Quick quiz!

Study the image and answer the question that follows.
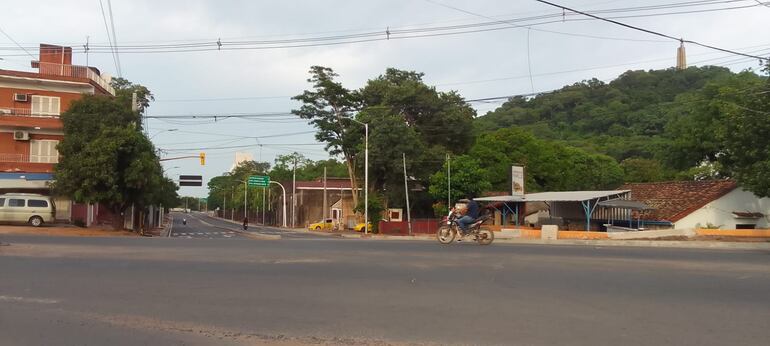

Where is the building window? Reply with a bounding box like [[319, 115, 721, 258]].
[[736, 224, 756, 229], [30, 140, 59, 163], [31, 95, 61, 116]]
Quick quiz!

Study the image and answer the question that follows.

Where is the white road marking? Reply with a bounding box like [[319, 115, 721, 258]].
[[0, 295, 59, 304]]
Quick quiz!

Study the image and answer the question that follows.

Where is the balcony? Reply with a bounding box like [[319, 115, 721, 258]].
[[0, 153, 58, 164], [32, 61, 115, 95], [0, 107, 59, 118]]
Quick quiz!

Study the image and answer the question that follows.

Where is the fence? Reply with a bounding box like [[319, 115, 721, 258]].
[[36, 61, 115, 94], [378, 219, 440, 235]]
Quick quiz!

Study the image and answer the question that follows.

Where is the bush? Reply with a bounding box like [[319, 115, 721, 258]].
[[73, 219, 86, 228]]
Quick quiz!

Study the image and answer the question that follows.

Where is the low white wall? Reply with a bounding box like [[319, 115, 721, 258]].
[[675, 189, 770, 229]]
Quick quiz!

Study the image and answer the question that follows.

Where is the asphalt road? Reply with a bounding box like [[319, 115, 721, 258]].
[[1, 233, 769, 345], [171, 212, 334, 239]]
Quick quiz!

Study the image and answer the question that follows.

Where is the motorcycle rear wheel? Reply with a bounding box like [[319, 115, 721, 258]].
[[436, 225, 456, 244], [476, 227, 494, 245]]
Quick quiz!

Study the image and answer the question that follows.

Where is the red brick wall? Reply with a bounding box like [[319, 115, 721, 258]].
[[378, 219, 440, 235], [0, 87, 80, 115]]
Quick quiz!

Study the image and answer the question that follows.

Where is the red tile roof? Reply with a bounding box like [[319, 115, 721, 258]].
[[620, 180, 737, 222]]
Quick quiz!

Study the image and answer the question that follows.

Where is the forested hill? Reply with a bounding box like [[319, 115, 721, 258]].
[[473, 66, 767, 182]]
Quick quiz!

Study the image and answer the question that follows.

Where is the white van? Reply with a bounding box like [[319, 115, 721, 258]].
[[0, 193, 55, 227]]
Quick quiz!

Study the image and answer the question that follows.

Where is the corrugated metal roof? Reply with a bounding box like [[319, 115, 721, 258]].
[[597, 199, 652, 210], [525, 190, 629, 202], [476, 190, 629, 203], [474, 195, 525, 202]]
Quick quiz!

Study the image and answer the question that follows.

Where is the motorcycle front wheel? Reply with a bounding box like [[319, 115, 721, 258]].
[[436, 225, 456, 244], [476, 227, 494, 245]]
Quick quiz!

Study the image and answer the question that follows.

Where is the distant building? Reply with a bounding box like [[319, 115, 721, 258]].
[[0, 44, 115, 223], [623, 180, 770, 230], [230, 152, 253, 172], [285, 177, 357, 229]]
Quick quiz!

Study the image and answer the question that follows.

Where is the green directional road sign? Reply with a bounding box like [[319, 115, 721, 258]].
[[248, 175, 270, 187]]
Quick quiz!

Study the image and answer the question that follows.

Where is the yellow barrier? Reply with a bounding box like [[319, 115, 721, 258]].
[[696, 229, 770, 238], [558, 231, 609, 240]]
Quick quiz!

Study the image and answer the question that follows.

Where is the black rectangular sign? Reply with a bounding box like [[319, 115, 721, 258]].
[[179, 175, 202, 181], [178, 175, 203, 187]]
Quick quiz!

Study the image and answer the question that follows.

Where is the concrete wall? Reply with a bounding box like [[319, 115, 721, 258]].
[[675, 189, 770, 229]]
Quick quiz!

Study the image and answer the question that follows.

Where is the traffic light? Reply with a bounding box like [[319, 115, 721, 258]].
[[199, 152, 206, 166]]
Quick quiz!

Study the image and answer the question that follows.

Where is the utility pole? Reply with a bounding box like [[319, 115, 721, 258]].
[[292, 156, 297, 228], [223, 190, 226, 219], [243, 180, 247, 221], [447, 153, 451, 210], [323, 166, 327, 220], [262, 187, 266, 225], [403, 153, 412, 236], [365, 123, 368, 234]]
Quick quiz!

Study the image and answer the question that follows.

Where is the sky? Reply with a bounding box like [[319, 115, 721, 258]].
[[1, 0, 768, 197]]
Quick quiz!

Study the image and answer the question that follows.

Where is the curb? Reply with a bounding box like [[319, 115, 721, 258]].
[[339, 233, 770, 250]]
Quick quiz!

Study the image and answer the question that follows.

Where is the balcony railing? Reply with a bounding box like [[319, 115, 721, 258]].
[[0, 153, 29, 162], [0, 153, 58, 163], [35, 61, 115, 95], [0, 107, 59, 118]]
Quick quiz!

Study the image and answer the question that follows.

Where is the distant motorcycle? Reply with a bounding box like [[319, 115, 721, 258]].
[[182, 218, 187, 225], [437, 207, 494, 245]]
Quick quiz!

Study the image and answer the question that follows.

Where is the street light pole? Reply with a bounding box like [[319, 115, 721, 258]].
[[364, 123, 368, 234], [349, 118, 369, 234], [150, 128, 178, 140], [244, 180, 247, 221], [269, 181, 288, 227]]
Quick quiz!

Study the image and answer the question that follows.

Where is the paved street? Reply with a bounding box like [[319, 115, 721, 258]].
[[1, 234, 769, 346], [170, 212, 335, 239]]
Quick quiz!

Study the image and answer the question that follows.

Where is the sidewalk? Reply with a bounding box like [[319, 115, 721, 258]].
[[339, 232, 770, 250], [0, 224, 138, 237]]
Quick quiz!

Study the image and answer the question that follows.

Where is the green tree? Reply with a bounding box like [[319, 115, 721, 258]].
[[620, 157, 666, 183], [428, 155, 492, 206], [54, 79, 176, 230], [111, 77, 154, 115], [470, 127, 623, 192], [54, 125, 165, 230], [719, 62, 770, 196], [293, 66, 362, 208]]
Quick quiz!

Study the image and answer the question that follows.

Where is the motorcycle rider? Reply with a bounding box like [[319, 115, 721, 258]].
[[456, 196, 480, 236]]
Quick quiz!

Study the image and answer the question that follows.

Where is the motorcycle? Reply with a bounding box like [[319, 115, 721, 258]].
[[437, 206, 494, 245], [182, 218, 187, 225]]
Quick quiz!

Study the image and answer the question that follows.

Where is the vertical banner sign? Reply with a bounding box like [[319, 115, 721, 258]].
[[511, 166, 525, 197]]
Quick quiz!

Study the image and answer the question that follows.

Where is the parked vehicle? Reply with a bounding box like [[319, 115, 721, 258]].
[[353, 222, 372, 232], [437, 203, 494, 245], [0, 193, 55, 227], [308, 218, 335, 231]]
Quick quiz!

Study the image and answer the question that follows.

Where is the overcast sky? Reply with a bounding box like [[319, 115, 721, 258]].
[[1, 0, 768, 197]]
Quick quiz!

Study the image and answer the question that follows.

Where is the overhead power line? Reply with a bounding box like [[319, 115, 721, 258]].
[[0, 25, 35, 59], [106, 0, 122, 77], [0, 1, 764, 55], [98, 0, 120, 75], [534, 0, 769, 61]]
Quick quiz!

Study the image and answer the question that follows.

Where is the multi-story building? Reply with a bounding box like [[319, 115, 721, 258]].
[[0, 44, 115, 221]]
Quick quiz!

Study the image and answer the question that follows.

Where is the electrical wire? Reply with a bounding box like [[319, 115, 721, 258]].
[[0, 1, 764, 55], [534, 0, 768, 61], [98, 0, 120, 76]]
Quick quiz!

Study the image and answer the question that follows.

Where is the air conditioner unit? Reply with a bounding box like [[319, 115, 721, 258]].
[[13, 131, 29, 141], [13, 93, 28, 102]]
